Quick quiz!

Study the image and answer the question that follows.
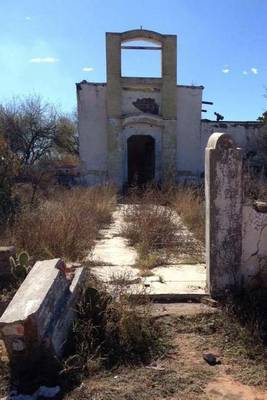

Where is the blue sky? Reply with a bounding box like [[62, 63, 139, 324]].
[[0, 0, 266, 120]]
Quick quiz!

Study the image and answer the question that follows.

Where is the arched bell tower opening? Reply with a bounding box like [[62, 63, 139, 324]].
[[127, 135, 155, 186], [105, 29, 177, 186]]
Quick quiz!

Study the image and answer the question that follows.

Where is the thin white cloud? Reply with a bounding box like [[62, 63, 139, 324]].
[[25, 16, 31, 20], [243, 70, 248, 75], [222, 68, 230, 74], [251, 67, 258, 75], [82, 66, 94, 72], [30, 57, 59, 63]]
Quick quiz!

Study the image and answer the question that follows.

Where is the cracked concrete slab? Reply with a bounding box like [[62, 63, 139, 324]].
[[89, 205, 207, 298], [91, 236, 138, 266]]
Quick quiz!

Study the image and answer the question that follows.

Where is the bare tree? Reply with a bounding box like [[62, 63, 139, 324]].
[[0, 96, 79, 205], [0, 95, 60, 166]]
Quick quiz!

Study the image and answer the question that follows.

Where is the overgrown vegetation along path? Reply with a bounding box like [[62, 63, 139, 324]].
[[88, 204, 207, 298], [65, 303, 267, 400]]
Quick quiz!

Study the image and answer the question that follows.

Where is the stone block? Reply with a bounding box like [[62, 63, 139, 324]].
[[0, 246, 16, 277], [0, 258, 86, 365]]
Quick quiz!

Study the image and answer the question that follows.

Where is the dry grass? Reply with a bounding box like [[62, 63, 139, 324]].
[[171, 186, 205, 243], [124, 185, 206, 245], [243, 174, 267, 202], [64, 365, 213, 400], [122, 203, 178, 250], [2, 186, 116, 262], [135, 251, 167, 273], [0, 277, 20, 317], [0, 274, 165, 395], [61, 274, 165, 387], [122, 186, 178, 251], [63, 293, 267, 399], [121, 201, 178, 275], [121, 185, 205, 274], [175, 308, 267, 387], [2, 290, 266, 399]]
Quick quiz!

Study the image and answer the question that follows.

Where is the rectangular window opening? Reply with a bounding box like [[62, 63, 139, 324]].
[[121, 45, 162, 78]]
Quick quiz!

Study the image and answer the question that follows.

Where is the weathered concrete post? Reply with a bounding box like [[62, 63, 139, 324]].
[[205, 132, 243, 298]]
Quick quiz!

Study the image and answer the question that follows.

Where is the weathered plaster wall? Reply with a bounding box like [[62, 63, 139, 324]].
[[77, 30, 264, 187], [77, 83, 108, 185], [241, 204, 267, 288], [77, 83, 205, 185], [200, 121, 262, 174], [121, 89, 161, 116], [77, 82, 263, 187], [205, 132, 267, 297], [176, 86, 203, 180]]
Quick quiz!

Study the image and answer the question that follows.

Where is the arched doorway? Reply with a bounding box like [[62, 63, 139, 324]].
[[127, 135, 155, 186]]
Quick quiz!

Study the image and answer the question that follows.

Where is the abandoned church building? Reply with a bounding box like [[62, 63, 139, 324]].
[[77, 29, 262, 187]]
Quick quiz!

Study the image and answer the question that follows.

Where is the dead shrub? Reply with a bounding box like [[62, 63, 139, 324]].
[[224, 288, 267, 345], [122, 203, 178, 250], [121, 185, 205, 268], [171, 186, 205, 242], [243, 171, 267, 202], [124, 183, 171, 206], [135, 251, 166, 272], [4, 186, 116, 262], [62, 275, 164, 383]]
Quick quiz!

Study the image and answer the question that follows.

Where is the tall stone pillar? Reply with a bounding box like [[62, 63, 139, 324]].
[[205, 132, 243, 298], [161, 35, 177, 184], [106, 33, 123, 185]]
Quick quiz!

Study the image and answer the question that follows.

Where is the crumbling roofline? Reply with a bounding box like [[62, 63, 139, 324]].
[[76, 81, 204, 90], [202, 119, 262, 125]]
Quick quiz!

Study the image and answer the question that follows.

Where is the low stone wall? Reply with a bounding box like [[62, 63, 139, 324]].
[[0, 258, 85, 364], [205, 132, 267, 298], [241, 202, 267, 288], [201, 120, 263, 173]]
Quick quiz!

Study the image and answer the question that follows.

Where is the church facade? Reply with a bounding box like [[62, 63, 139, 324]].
[[77, 29, 261, 187]]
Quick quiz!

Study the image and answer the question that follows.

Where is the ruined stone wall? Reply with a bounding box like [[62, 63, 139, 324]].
[[77, 30, 264, 187], [176, 86, 203, 180], [201, 120, 262, 175], [77, 82, 205, 186], [121, 88, 161, 116], [77, 82, 108, 185], [241, 203, 267, 287], [205, 132, 267, 298], [77, 81, 263, 187]]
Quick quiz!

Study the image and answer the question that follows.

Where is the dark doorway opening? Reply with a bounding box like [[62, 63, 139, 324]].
[[127, 135, 155, 186]]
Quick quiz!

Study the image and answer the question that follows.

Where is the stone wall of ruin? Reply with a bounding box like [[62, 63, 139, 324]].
[[205, 132, 267, 298]]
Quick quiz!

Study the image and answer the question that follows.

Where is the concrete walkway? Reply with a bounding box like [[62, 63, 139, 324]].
[[88, 205, 207, 299]]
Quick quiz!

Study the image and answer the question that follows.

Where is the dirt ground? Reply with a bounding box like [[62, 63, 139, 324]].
[[0, 302, 266, 399], [2, 291, 266, 400], [62, 303, 267, 400]]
